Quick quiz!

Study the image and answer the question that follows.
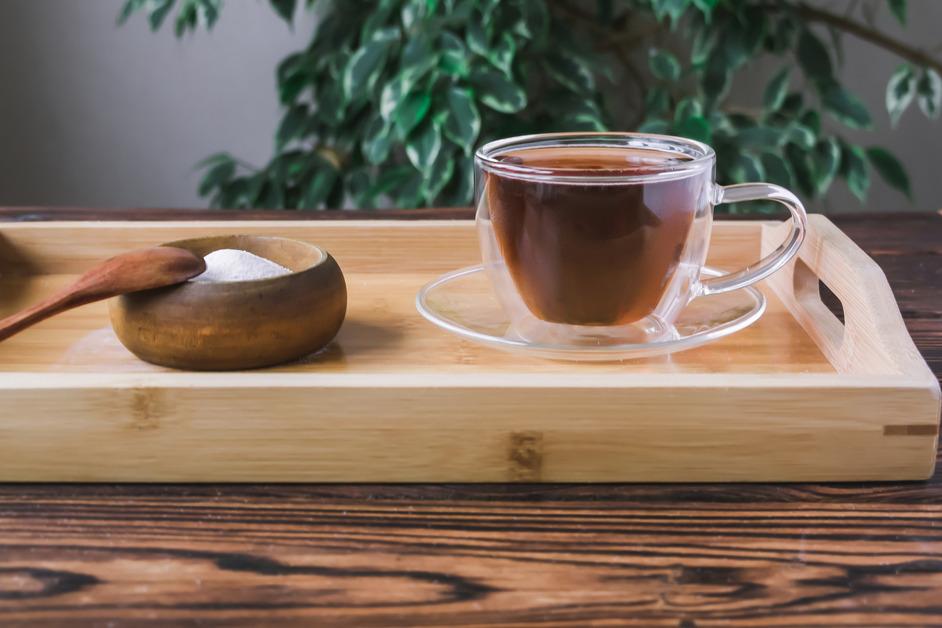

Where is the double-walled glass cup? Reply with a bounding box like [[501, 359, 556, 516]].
[[474, 132, 807, 345]]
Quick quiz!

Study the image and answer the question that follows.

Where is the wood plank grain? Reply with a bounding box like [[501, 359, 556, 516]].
[[0, 209, 939, 625]]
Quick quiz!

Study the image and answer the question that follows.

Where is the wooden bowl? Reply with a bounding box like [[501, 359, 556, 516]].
[[109, 235, 346, 370]]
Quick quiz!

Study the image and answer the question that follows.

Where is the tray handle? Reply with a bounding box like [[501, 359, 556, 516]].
[[763, 214, 935, 381]]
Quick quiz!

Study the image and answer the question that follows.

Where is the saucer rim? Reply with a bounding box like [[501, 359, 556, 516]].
[[415, 265, 767, 359]]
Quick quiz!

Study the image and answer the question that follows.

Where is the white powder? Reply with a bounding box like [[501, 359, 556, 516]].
[[191, 249, 292, 283]]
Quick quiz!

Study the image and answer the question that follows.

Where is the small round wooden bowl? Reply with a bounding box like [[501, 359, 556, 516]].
[[109, 235, 346, 371]]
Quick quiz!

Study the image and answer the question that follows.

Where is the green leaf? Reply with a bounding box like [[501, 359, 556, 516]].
[[736, 126, 785, 147], [545, 55, 596, 93], [691, 0, 718, 15], [478, 0, 500, 23], [368, 165, 414, 204], [195, 151, 235, 169], [424, 149, 456, 203], [172, 1, 197, 36], [346, 166, 374, 208], [648, 48, 681, 81], [360, 0, 397, 41], [395, 168, 426, 207], [488, 32, 516, 74], [716, 22, 753, 71], [517, 0, 549, 41], [674, 115, 711, 143], [780, 92, 804, 115], [766, 15, 798, 52], [443, 87, 481, 153], [797, 29, 832, 82], [277, 53, 309, 104], [565, 114, 606, 132], [674, 98, 702, 124], [839, 141, 869, 202], [401, 0, 425, 29], [760, 152, 794, 189], [886, 65, 916, 126], [276, 105, 309, 147], [117, 0, 147, 25], [301, 166, 339, 209], [379, 58, 434, 121], [822, 83, 872, 129], [785, 144, 816, 198], [466, 19, 490, 57], [702, 52, 732, 106], [888, 0, 906, 25], [212, 177, 250, 209], [439, 31, 469, 77], [866, 146, 912, 199], [148, 0, 176, 31], [316, 80, 346, 127], [402, 29, 432, 67], [198, 158, 235, 197], [269, 0, 296, 24], [638, 118, 670, 133], [271, 149, 308, 183], [691, 28, 715, 65], [708, 110, 734, 135], [193, 0, 218, 31], [651, 0, 689, 28], [917, 69, 942, 119], [342, 31, 396, 100], [394, 92, 432, 138], [812, 137, 841, 195], [402, 50, 439, 81], [362, 115, 394, 165], [645, 89, 670, 118], [252, 178, 285, 209], [471, 69, 527, 113], [763, 68, 790, 112], [800, 110, 821, 135], [443, 155, 474, 206], [406, 119, 442, 171], [730, 153, 765, 182]]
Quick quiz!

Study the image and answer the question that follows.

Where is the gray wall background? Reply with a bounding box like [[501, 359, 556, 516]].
[[0, 0, 939, 212]]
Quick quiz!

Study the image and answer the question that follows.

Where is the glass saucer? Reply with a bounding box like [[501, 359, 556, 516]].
[[415, 266, 766, 361]]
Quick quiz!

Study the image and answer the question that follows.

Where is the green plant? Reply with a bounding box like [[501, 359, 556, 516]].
[[120, 0, 940, 211]]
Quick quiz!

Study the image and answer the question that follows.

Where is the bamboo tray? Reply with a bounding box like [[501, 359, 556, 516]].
[[0, 216, 937, 482]]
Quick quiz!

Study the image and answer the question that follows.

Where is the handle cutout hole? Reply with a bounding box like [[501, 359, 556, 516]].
[[793, 257, 846, 335], [819, 281, 845, 325]]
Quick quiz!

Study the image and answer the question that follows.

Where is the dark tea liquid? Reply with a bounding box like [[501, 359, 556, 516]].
[[485, 145, 705, 325]]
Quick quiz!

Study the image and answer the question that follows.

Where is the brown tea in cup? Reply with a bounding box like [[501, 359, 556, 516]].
[[485, 145, 707, 326]]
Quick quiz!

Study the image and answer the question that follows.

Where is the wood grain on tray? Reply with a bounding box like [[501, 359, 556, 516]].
[[0, 216, 937, 482]]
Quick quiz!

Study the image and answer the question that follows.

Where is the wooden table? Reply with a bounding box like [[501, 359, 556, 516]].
[[0, 208, 940, 626]]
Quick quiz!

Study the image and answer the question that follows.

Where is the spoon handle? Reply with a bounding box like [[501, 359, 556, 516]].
[[0, 290, 88, 342], [0, 246, 204, 343], [0, 266, 132, 342]]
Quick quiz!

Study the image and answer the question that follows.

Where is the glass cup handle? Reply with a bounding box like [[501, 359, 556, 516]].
[[699, 182, 808, 296]]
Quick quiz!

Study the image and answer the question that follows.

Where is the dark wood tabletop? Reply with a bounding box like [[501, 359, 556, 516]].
[[0, 207, 940, 627]]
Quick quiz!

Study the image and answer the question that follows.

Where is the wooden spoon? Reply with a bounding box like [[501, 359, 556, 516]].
[[0, 246, 206, 342]]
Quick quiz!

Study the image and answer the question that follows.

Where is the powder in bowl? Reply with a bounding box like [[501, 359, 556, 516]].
[[191, 249, 293, 283]]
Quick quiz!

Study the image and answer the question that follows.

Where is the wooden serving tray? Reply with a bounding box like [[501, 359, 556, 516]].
[[0, 216, 938, 482]]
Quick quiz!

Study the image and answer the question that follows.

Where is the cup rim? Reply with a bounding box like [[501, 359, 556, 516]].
[[475, 131, 716, 184]]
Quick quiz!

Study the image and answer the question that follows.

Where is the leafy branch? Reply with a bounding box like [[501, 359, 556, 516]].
[[794, 2, 942, 75], [117, 0, 939, 211]]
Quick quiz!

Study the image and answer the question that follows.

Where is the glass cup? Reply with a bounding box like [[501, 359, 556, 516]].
[[474, 132, 807, 346]]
